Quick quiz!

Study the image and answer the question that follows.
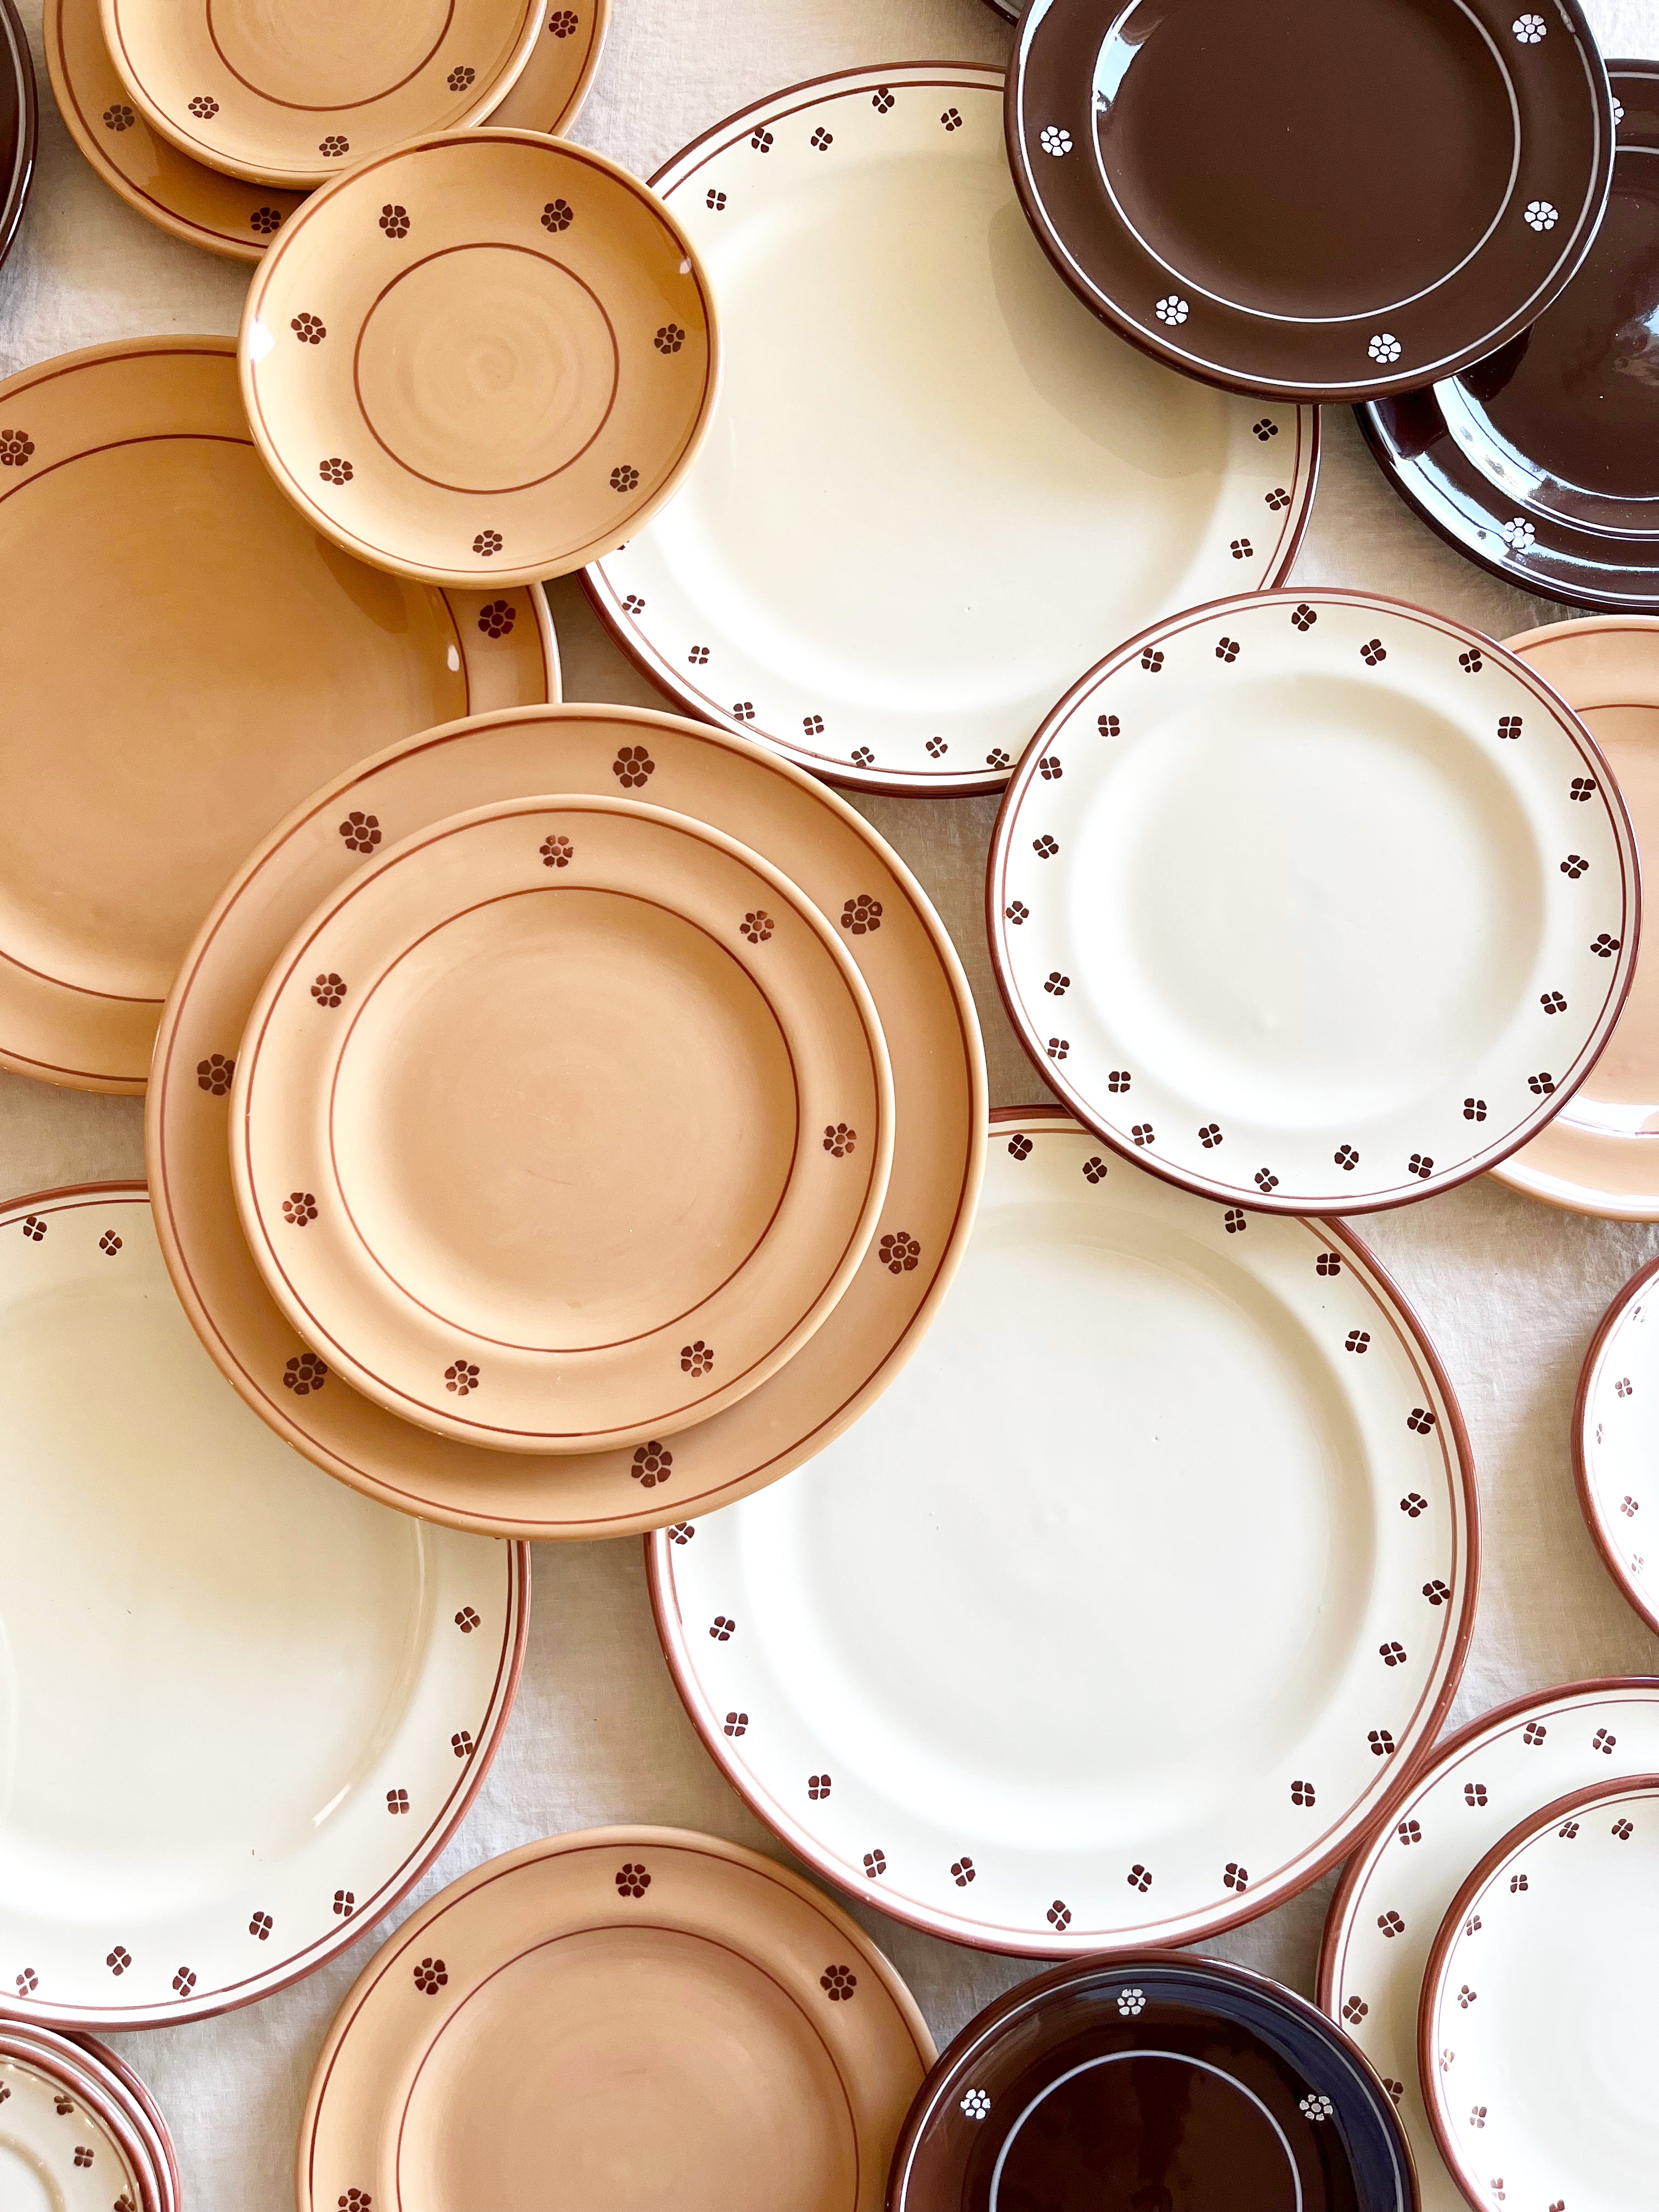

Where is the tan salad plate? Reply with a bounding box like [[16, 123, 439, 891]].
[[300, 1828, 933, 2212], [233, 795, 894, 1454], [100, 0, 541, 188], [148, 704, 986, 1538], [240, 131, 719, 588], [0, 337, 556, 1094]]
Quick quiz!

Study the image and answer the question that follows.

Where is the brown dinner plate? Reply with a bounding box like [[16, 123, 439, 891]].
[[1, 0, 37, 276], [1008, 0, 1614, 401], [0, 337, 557, 1093]]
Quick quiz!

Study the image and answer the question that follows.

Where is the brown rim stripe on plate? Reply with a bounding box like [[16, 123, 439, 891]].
[[1572, 1255, 1659, 1638]]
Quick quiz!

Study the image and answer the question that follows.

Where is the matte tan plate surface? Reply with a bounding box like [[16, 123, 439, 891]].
[[100, 0, 540, 187], [240, 132, 719, 588], [0, 337, 556, 1094], [49, 0, 607, 264], [299, 1827, 933, 2212], [233, 796, 893, 1453], [148, 705, 985, 1537]]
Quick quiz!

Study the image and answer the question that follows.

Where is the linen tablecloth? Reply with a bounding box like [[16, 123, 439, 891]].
[[3, 0, 1657, 2200]]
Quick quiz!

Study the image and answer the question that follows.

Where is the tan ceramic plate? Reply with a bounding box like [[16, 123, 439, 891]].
[[300, 1827, 934, 2212], [0, 337, 557, 1094], [148, 706, 985, 1538], [100, 0, 540, 188], [1493, 617, 1659, 1217], [232, 795, 894, 1454], [49, 0, 608, 264], [240, 131, 719, 588]]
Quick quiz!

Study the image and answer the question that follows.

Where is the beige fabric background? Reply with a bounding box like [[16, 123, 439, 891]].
[[3, 0, 1658, 2202]]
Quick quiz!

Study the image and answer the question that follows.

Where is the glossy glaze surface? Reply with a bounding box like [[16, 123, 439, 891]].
[[0, 0, 37, 275], [1573, 1259, 1659, 1635]]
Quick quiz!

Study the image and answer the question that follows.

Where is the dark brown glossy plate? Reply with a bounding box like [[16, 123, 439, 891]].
[[0, 0, 37, 273], [1362, 62, 1659, 608], [1008, 0, 1613, 402], [887, 1953, 1417, 2212]]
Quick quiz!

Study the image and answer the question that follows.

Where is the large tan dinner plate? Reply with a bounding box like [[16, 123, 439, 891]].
[[0, 337, 557, 1094], [149, 705, 986, 1538], [240, 132, 719, 588], [300, 1828, 933, 2212], [100, 0, 541, 188], [233, 795, 894, 1454]]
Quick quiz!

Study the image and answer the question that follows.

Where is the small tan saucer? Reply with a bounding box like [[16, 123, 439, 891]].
[[240, 131, 718, 588], [100, 0, 540, 188], [232, 795, 894, 1455], [49, 0, 608, 264]]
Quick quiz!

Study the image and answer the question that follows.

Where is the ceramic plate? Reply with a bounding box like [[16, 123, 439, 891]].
[[651, 1110, 1476, 1954], [240, 131, 718, 589], [47, 0, 605, 266], [1, 0, 37, 275], [889, 1953, 1415, 2212], [585, 65, 1317, 797], [1573, 1260, 1659, 1637], [1362, 65, 1659, 610], [988, 590, 1639, 1216], [148, 704, 986, 1539], [1009, 0, 1613, 402], [1419, 1775, 1659, 2212], [0, 2033, 155, 2212], [0, 337, 556, 1094], [0, 1185, 528, 2027], [233, 795, 893, 1453], [65, 2035, 180, 2211], [100, 0, 540, 187], [1491, 619, 1659, 1216], [1319, 1678, 1659, 2212], [0, 2026, 176, 2211], [300, 1827, 933, 2212]]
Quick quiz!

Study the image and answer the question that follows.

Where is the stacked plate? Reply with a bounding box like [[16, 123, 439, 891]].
[[0, 2023, 177, 2212]]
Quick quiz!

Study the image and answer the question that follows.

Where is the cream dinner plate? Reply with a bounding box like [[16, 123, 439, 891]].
[[1319, 1677, 1659, 2212], [240, 132, 718, 588], [0, 1187, 528, 2028], [650, 1111, 1477, 1954], [233, 797, 893, 1454], [0, 337, 556, 1094], [1419, 1775, 1659, 2212], [300, 1828, 933, 2212], [100, 0, 541, 188], [586, 65, 1317, 796], [148, 706, 985, 1539], [989, 589, 1639, 1215], [1574, 1260, 1659, 1637]]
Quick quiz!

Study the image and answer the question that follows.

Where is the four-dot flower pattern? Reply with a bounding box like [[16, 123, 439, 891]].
[[1047, 1899, 1073, 1927], [873, 88, 895, 114], [107, 1945, 131, 1973], [1223, 1861, 1249, 1892], [616, 1863, 650, 1897], [941, 108, 962, 131], [808, 1773, 832, 1800], [821, 1965, 857, 2000], [1007, 1133, 1033, 1161], [952, 1857, 976, 1885], [1570, 776, 1597, 802], [1498, 715, 1522, 740], [543, 199, 574, 233], [387, 1788, 410, 1814], [455, 1606, 481, 1632], [864, 1849, 885, 1877], [19, 1215, 46, 1241], [1292, 1780, 1316, 1805], [250, 1911, 273, 1938], [724, 1710, 747, 1735], [810, 127, 833, 151], [710, 1615, 735, 1641]]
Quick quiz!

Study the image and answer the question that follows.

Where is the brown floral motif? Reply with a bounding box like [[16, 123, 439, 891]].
[[1046, 1037, 1069, 1062], [447, 64, 477, 90], [413, 1957, 447, 1994], [633, 1440, 672, 1486], [73, 2147, 93, 2167], [1424, 1577, 1452, 1604], [1344, 1995, 1368, 2022], [1215, 636, 1240, 664], [1008, 1133, 1034, 1161], [549, 8, 578, 31], [107, 1945, 131, 1973], [1254, 1167, 1278, 1192], [687, 644, 709, 665], [1046, 1897, 1074, 1927], [542, 198, 574, 233], [851, 746, 875, 769], [1265, 486, 1291, 511], [1126, 1864, 1153, 1893], [20, 1213, 44, 1241], [1345, 1329, 1370, 1354], [103, 103, 136, 131], [1593, 1726, 1617, 1753], [615, 1861, 650, 1897], [1291, 603, 1317, 630], [1253, 416, 1279, 441], [15, 1967, 36, 1993], [1613, 1816, 1635, 1839], [1361, 637, 1387, 667], [0, 426, 30, 470], [1224, 1207, 1245, 1232], [823, 1123, 856, 1156], [709, 1613, 735, 1640], [873, 86, 895, 112], [1458, 648, 1483, 674], [541, 835, 574, 868], [197, 1052, 235, 1096], [1559, 1820, 1581, 1840], [1621, 1494, 1639, 1516], [1464, 1781, 1488, 1806], [879, 1231, 921, 1274], [1457, 1983, 1476, 2010], [654, 323, 686, 354], [1401, 1492, 1427, 1517], [841, 893, 882, 934], [339, 2195, 371, 2212], [250, 207, 284, 235], [1098, 713, 1122, 736], [751, 128, 774, 151], [444, 1359, 480, 1396], [807, 1773, 831, 1801], [1570, 775, 1597, 802], [623, 592, 645, 614], [1541, 989, 1566, 1013], [1463, 1097, 1487, 1122], [1005, 900, 1029, 925], [738, 909, 773, 944], [452, 1729, 474, 1758], [1380, 1639, 1407, 1666], [1593, 933, 1622, 957], [1335, 1143, 1359, 1169], [472, 530, 503, 557], [1107, 1070, 1132, 1093], [613, 743, 654, 787], [1407, 1406, 1436, 1434], [723, 1709, 747, 1735], [319, 457, 354, 484], [985, 748, 1011, 770], [1468, 2104, 1486, 2128], [1131, 1123, 1155, 1147], [1229, 537, 1254, 560], [681, 1340, 713, 1376], [1032, 833, 1058, 859], [864, 1849, 886, 1877], [804, 713, 826, 737], [1314, 1250, 1340, 1276], [1045, 970, 1070, 995], [54, 2092, 74, 2113], [333, 1890, 354, 1917], [1084, 1157, 1107, 1184], [172, 1965, 196, 1994], [707, 188, 727, 210], [821, 1963, 857, 1999], [951, 1856, 976, 1885], [455, 1605, 481, 1632], [311, 972, 347, 1006], [283, 1351, 328, 1395], [339, 809, 382, 854], [1408, 1152, 1433, 1180], [250, 1911, 273, 1939], [291, 312, 326, 344], [319, 135, 349, 157], [478, 598, 516, 637], [810, 126, 833, 150], [283, 1192, 318, 1227], [1560, 853, 1589, 879], [1527, 1071, 1555, 1096], [1398, 1818, 1422, 1844], [1368, 1728, 1396, 1756], [188, 95, 219, 118], [1497, 714, 1522, 739], [380, 204, 410, 238], [1223, 1861, 1249, 1892], [610, 465, 640, 493], [926, 736, 947, 757], [387, 1787, 410, 1813], [1291, 1779, 1316, 1805], [733, 700, 755, 720], [941, 106, 963, 131]]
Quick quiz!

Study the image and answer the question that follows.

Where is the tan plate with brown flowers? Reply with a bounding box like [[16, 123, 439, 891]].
[[240, 131, 719, 589], [232, 795, 894, 1455], [299, 1827, 933, 2212], [148, 704, 986, 1538], [100, 0, 540, 188], [0, 336, 557, 1094], [49, 0, 608, 264]]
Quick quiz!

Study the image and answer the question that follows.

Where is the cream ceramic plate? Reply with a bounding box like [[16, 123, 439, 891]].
[[1420, 1775, 1659, 2212], [586, 65, 1318, 797], [49, 0, 607, 264], [0, 2034, 154, 2212], [300, 1827, 933, 2212], [0, 337, 556, 1093], [233, 796, 893, 1454], [240, 132, 719, 588], [148, 706, 986, 1538], [1319, 1677, 1659, 2212], [0, 1186, 528, 2028], [990, 589, 1639, 1215], [1573, 1259, 1659, 1637], [0, 2027, 176, 2212], [1493, 618, 1659, 1216], [651, 1111, 1477, 1954], [100, 0, 540, 188]]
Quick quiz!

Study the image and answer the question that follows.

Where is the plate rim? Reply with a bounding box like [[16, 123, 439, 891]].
[[0, 0, 38, 276], [1572, 1253, 1659, 1637], [0, 2023, 163, 2212]]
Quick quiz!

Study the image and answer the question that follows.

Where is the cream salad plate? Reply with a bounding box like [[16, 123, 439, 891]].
[[587, 65, 1317, 795], [990, 589, 1639, 1214], [651, 1110, 1477, 1953]]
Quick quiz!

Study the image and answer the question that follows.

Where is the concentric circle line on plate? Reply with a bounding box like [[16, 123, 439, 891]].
[[1572, 1254, 1659, 1635]]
